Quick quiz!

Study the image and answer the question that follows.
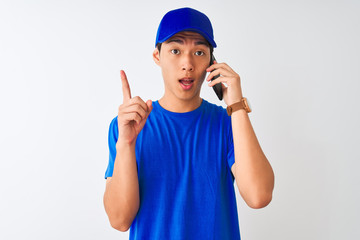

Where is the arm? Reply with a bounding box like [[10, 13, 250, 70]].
[[230, 109, 274, 209], [104, 142, 139, 232], [103, 70, 152, 231], [207, 62, 274, 209]]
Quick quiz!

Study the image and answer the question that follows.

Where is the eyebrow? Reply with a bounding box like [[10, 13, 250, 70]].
[[166, 38, 210, 47]]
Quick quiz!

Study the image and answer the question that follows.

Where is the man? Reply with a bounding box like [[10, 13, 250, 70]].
[[104, 7, 274, 240]]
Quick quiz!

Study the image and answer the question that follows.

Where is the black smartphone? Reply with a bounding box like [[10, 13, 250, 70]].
[[210, 55, 223, 100]]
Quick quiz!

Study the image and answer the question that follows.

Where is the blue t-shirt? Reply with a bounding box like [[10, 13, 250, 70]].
[[105, 99, 241, 240]]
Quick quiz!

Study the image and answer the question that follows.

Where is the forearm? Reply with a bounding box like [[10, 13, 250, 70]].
[[232, 109, 274, 209], [103, 141, 140, 231]]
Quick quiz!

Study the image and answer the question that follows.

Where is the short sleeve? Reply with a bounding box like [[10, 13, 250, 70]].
[[104, 116, 118, 179]]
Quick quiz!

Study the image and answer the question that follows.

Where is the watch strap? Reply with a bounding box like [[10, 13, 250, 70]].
[[226, 98, 251, 116]]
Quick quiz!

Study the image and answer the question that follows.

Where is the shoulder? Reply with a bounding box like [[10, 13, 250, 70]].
[[202, 100, 232, 135], [202, 100, 228, 119], [108, 116, 118, 138], [109, 116, 118, 129]]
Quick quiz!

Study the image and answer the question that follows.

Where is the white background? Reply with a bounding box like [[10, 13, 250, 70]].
[[1, 0, 359, 239]]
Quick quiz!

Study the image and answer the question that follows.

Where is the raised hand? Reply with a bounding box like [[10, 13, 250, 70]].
[[117, 70, 152, 145], [206, 61, 243, 106]]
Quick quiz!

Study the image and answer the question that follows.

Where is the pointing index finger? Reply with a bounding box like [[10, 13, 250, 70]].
[[120, 70, 131, 102]]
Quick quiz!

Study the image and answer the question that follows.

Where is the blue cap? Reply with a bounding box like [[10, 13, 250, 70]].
[[155, 7, 217, 48]]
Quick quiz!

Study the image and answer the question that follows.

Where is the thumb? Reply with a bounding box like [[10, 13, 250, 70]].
[[146, 100, 153, 114]]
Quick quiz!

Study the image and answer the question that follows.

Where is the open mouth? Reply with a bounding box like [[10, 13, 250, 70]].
[[179, 78, 194, 90], [180, 79, 194, 85]]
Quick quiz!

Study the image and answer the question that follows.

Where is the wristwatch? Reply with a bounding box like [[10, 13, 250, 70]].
[[226, 97, 252, 116]]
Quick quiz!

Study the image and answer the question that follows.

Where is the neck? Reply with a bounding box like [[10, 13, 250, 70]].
[[158, 96, 203, 113]]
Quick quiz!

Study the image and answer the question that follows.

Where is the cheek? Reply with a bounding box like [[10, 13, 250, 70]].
[[161, 62, 173, 75], [199, 71, 207, 84], [198, 62, 209, 77], [160, 62, 177, 82], [162, 60, 178, 75]]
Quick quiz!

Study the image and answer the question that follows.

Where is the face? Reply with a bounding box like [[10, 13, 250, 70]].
[[153, 31, 211, 104]]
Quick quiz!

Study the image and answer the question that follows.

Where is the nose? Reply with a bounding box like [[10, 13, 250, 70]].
[[181, 54, 194, 72]]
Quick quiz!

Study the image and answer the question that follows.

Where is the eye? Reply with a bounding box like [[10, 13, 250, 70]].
[[171, 49, 180, 55], [195, 51, 204, 56]]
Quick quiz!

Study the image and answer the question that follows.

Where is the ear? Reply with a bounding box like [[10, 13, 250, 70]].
[[153, 48, 160, 66]]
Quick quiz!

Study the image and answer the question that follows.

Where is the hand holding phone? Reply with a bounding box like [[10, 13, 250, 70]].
[[210, 55, 223, 100]]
